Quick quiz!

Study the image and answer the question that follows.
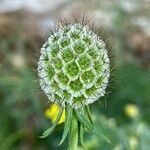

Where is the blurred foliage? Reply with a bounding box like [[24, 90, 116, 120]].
[[0, 0, 150, 150]]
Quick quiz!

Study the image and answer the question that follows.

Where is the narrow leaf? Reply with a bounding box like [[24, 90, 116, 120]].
[[85, 106, 94, 125], [59, 105, 73, 145], [79, 122, 85, 148], [75, 110, 111, 144], [39, 107, 63, 138]]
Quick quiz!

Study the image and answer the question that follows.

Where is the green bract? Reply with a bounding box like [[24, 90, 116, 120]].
[[38, 24, 110, 109]]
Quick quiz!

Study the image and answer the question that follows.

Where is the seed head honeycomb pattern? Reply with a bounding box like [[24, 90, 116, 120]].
[[38, 24, 110, 109]]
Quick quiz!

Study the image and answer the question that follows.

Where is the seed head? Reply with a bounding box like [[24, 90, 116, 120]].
[[38, 23, 110, 109]]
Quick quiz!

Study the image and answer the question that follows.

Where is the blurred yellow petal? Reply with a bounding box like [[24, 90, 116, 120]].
[[44, 104, 65, 124], [124, 104, 139, 118], [129, 136, 139, 150]]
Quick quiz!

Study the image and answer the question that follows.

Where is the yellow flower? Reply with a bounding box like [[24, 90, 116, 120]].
[[44, 104, 65, 124], [129, 136, 138, 150], [124, 104, 139, 118]]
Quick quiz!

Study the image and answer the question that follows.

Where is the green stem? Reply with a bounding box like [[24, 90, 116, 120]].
[[68, 111, 78, 150]]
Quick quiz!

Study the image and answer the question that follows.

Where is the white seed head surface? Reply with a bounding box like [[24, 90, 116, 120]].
[[38, 24, 110, 109]]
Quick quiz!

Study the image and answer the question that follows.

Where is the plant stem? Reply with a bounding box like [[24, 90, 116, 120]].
[[68, 111, 78, 150]]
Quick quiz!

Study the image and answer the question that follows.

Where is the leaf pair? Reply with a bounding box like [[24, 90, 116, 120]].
[[75, 109, 111, 144], [39, 104, 111, 145], [39, 104, 73, 146]]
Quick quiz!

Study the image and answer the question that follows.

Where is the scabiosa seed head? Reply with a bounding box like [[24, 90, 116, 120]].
[[38, 23, 110, 109]]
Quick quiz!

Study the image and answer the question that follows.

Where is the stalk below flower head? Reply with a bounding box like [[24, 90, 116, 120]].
[[38, 21, 111, 147]]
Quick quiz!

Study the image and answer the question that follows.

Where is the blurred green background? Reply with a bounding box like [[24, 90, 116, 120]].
[[0, 0, 150, 150]]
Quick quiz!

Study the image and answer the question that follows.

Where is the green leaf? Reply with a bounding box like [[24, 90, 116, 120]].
[[79, 122, 85, 148], [85, 106, 94, 125], [59, 105, 73, 145], [39, 107, 63, 138], [75, 110, 111, 144]]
